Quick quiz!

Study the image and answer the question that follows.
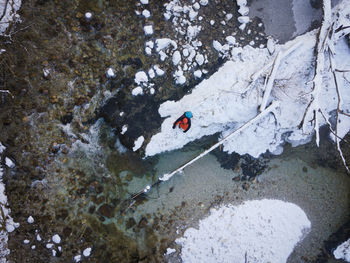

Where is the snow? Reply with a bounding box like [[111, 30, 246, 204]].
[[174, 70, 186, 85], [36, 234, 42, 242], [155, 38, 177, 52], [237, 0, 247, 6], [5, 157, 14, 168], [146, 40, 154, 49], [195, 54, 204, 65], [140, 0, 148, 4], [199, 0, 208, 6], [193, 3, 200, 10], [238, 16, 249, 24], [145, 47, 152, 55], [238, 5, 249, 16], [52, 234, 61, 244], [194, 70, 202, 78], [334, 238, 350, 262], [212, 40, 223, 52], [176, 199, 311, 263], [142, 9, 151, 18], [143, 25, 153, 35], [85, 12, 93, 21], [106, 68, 116, 78], [145, 28, 350, 158], [134, 71, 148, 85], [121, 125, 128, 135], [0, 0, 22, 35], [132, 86, 144, 96], [74, 255, 82, 262], [148, 68, 155, 78], [0, 142, 19, 260], [133, 136, 145, 151], [83, 247, 92, 257], [226, 36, 236, 45], [52, 249, 56, 257], [165, 248, 176, 255], [154, 65, 165, 76], [46, 243, 54, 249], [23, 240, 30, 244], [27, 216, 34, 224], [172, 50, 181, 65]]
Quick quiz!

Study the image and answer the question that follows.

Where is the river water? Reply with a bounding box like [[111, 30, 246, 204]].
[[1, 0, 349, 262]]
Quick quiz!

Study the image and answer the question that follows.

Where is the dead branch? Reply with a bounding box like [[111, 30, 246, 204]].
[[241, 40, 304, 98], [329, 49, 350, 173], [299, 0, 332, 147], [340, 110, 350, 118], [259, 51, 281, 112]]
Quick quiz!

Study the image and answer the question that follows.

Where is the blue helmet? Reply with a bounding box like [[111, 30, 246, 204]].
[[185, 111, 193, 118]]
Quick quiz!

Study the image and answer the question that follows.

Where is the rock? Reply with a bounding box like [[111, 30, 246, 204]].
[[97, 204, 114, 218], [126, 218, 136, 229], [138, 217, 148, 228], [242, 182, 249, 191]]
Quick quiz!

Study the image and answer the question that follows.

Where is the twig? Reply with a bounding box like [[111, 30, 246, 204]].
[[319, 109, 348, 143], [335, 69, 350, 73], [340, 110, 350, 118]]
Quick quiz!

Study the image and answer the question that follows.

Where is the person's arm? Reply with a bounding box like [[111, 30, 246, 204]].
[[183, 118, 191, 132], [173, 115, 185, 129]]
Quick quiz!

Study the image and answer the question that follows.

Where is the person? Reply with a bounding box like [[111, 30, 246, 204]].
[[172, 111, 192, 133]]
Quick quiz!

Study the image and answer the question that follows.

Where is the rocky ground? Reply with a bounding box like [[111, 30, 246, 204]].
[[0, 0, 349, 262]]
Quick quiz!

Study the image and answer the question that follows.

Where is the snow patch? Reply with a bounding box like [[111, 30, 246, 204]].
[[133, 136, 145, 151], [176, 199, 311, 263], [334, 238, 350, 262]]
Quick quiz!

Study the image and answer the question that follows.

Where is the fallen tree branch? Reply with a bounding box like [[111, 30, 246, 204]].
[[259, 51, 282, 112], [299, 0, 332, 147], [241, 40, 304, 98], [329, 50, 350, 173], [159, 101, 280, 181]]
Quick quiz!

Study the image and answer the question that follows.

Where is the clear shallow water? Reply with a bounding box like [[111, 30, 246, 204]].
[[57, 117, 350, 262]]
